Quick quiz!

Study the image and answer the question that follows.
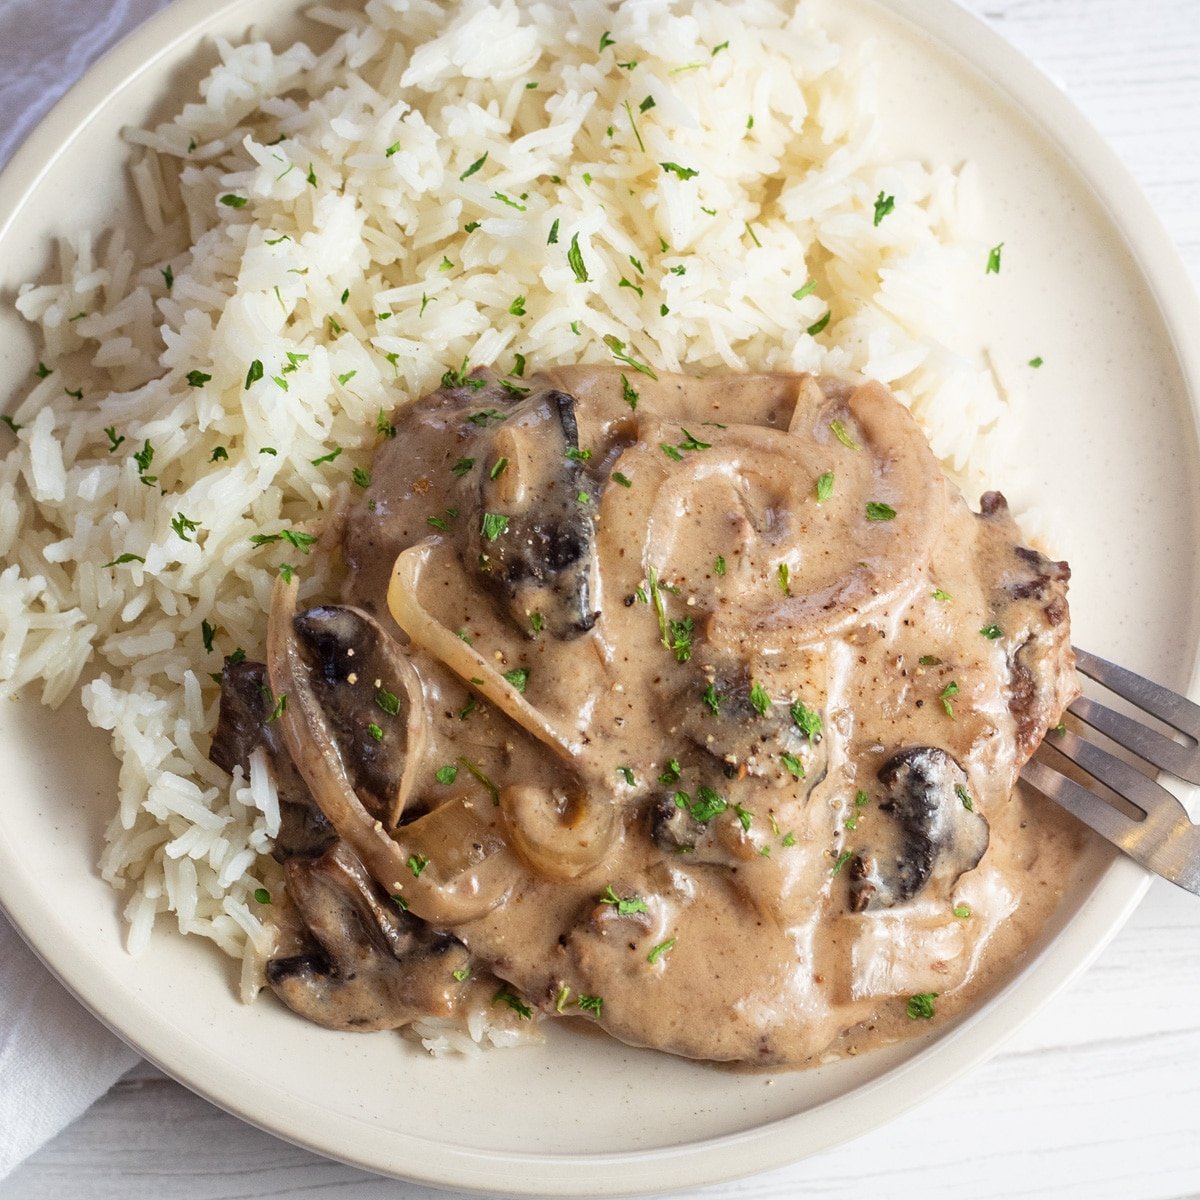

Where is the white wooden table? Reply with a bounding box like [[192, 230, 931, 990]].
[[3, 1, 1199, 1196]]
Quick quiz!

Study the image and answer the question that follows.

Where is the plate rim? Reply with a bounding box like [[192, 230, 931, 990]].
[[0, 0, 1195, 1193]]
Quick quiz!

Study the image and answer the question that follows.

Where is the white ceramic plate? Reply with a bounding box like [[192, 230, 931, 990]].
[[2, 0, 1199, 1194]]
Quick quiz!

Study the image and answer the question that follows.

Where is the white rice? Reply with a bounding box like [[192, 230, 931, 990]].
[[0, 0, 1015, 1037]]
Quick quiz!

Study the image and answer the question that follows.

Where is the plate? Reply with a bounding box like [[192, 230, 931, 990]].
[[1, 0, 1199, 1194]]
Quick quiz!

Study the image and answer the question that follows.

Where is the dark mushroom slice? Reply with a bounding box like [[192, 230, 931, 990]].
[[648, 787, 758, 866], [847, 746, 989, 912], [209, 658, 336, 861], [266, 842, 470, 1032], [290, 604, 429, 828], [465, 387, 598, 639]]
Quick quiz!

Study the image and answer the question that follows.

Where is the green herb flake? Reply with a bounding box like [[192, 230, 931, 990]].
[[668, 616, 694, 663], [459, 152, 488, 181], [815, 470, 834, 502], [829, 419, 859, 450], [986, 242, 1004, 274], [219, 194, 247, 208], [102, 553, 146, 568], [807, 310, 832, 336], [244, 359, 264, 390], [831, 849, 854, 876], [407, 853, 429, 879], [598, 30, 615, 51], [253, 887, 271, 904], [749, 680, 771, 717], [352, 467, 371, 489], [621, 374, 639, 410], [647, 938, 676, 964], [311, 447, 342, 467], [481, 512, 510, 541], [567, 232, 589, 282], [547, 218, 560, 246], [336, 370, 357, 386], [954, 903, 972, 919], [777, 562, 791, 596], [599, 885, 649, 915], [494, 986, 534, 1020], [790, 701, 822, 740], [980, 623, 1004, 640], [1029, 356, 1044, 368], [658, 759, 682, 785], [660, 161, 699, 180], [932, 588, 953, 602], [577, 994, 604, 1019], [617, 766, 636, 786], [660, 443, 684, 462], [612, 471, 633, 488], [940, 680, 961, 718], [714, 555, 726, 576], [171, 512, 200, 543], [376, 410, 397, 438], [792, 280, 817, 301], [872, 191, 896, 226], [529, 611, 544, 635], [733, 803, 753, 832], [502, 667, 530, 693], [866, 501, 897, 521], [452, 967, 471, 982], [451, 457, 476, 478], [702, 682, 722, 716], [780, 752, 806, 780], [435, 764, 459, 785], [492, 191, 526, 211], [375, 688, 401, 717], [265, 691, 287, 723], [367, 723, 384, 742], [955, 783, 975, 812], [385, 141, 401, 157], [907, 992, 938, 1020]]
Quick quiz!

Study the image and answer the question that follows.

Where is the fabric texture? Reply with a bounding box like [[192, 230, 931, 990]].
[[0, 0, 173, 1178]]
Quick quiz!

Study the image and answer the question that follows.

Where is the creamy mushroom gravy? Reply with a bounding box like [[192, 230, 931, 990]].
[[213, 364, 1085, 1066]]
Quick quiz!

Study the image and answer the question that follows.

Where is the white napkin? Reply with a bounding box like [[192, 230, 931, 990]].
[[0, 0, 172, 1179]]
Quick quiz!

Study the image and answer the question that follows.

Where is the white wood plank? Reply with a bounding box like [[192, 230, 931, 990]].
[[4, 1, 1200, 1197]]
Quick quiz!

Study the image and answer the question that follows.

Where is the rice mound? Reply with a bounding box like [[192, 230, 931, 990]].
[[0, 0, 1010, 1036]]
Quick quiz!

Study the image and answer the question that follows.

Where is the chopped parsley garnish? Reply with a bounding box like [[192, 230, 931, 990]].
[[508, 295, 527, 316], [986, 242, 1004, 274], [132, 440, 156, 486], [577, 994, 604, 1019], [171, 513, 199, 543], [253, 888, 271, 904], [980, 623, 1004, 640], [502, 667, 529, 692], [781, 831, 796, 847], [658, 759, 682, 785], [102, 553, 146, 568], [806, 310, 832, 336], [918, 654, 941, 666], [311, 447, 342, 466], [336, 370, 357, 386], [459, 152, 488, 181], [712, 40, 729, 54], [1029, 356, 1044, 368], [547, 218, 560, 246], [200, 620, 216, 653], [452, 967, 471, 982], [907, 992, 938, 1020], [385, 141, 400, 157], [624, 100, 646, 152], [733, 803, 753, 832], [940, 680, 960, 717], [780, 752, 806, 780], [667, 616, 694, 663], [660, 161, 698, 180], [599, 885, 648, 915], [407, 853, 429, 878], [955, 783, 975, 812], [265, 690, 287, 723], [35, 361, 52, 379], [866, 501, 897, 521], [616, 766, 636, 786], [244, 359, 264, 389], [953, 903, 972, 919], [678, 429, 711, 451], [438, 256, 454, 272], [777, 562, 791, 596], [219, 194, 247, 208], [493, 987, 534, 1020], [183, 369, 212, 390], [714, 555, 726, 576], [577, 490, 591, 504], [829, 419, 859, 450], [677, 786, 727, 823], [873, 191, 896, 225], [161, 264, 174, 290], [749, 680, 771, 717], [260, 447, 278, 456], [305, 162, 318, 188], [351, 467, 371, 489], [792, 280, 817, 301], [661, 444, 684, 462], [451, 457, 475, 477], [598, 30, 615, 51], [612, 471, 632, 488], [492, 191, 526, 211], [566, 232, 589, 283], [647, 938, 676, 964], [481, 512, 510, 541], [103, 426, 124, 452], [435, 764, 460, 785], [529, 611, 544, 634], [375, 688, 401, 716], [466, 407, 506, 425], [367, 723, 384, 742], [932, 588, 953, 602], [702, 682, 722, 715], [831, 849, 853, 876]]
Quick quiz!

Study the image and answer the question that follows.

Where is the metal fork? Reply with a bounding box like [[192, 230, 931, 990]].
[[1021, 647, 1200, 896]]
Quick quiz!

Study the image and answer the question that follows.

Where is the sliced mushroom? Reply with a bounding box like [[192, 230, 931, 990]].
[[848, 746, 989, 912], [209, 657, 336, 861], [465, 387, 599, 639], [266, 842, 469, 1031], [291, 605, 429, 828]]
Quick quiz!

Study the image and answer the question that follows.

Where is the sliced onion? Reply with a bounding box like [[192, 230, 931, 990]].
[[499, 783, 618, 882]]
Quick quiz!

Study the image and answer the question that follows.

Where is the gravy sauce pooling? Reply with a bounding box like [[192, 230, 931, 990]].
[[217, 366, 1083, 1065]]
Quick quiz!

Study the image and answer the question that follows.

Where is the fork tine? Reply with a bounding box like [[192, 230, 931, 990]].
[[1068, 694, 1200, 786], [1044, 728, 1193, 827], [1020, 758, 1143, 845], [1074, 646, 1200, 742]]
